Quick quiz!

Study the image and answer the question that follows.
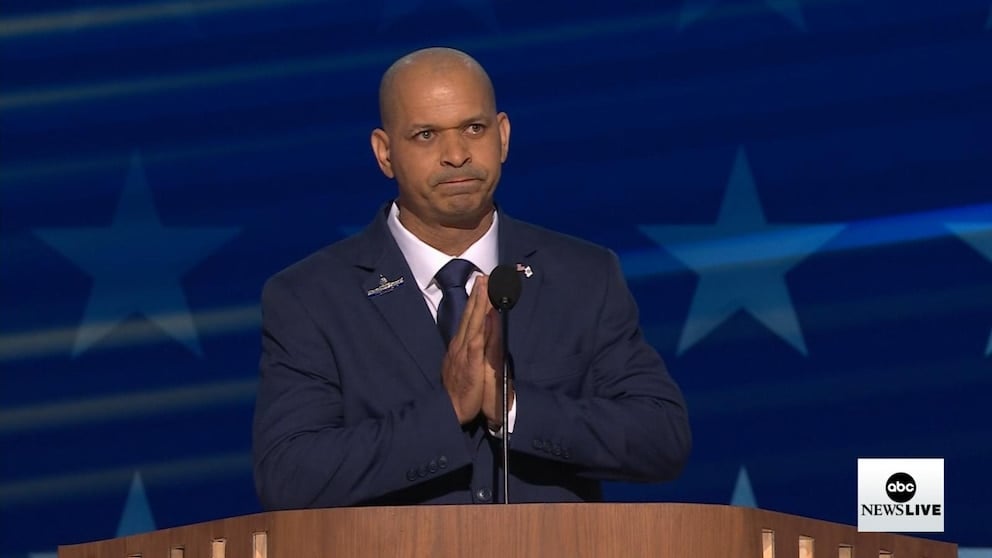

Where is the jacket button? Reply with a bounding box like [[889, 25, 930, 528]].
[[406, 468, 417, 481], [552, 445, 562, 456], [429, 460, 438, 473], [418, 466, 427, 478], [438, 456, 448, 469], [543, 440, 553, 453], [532, 439, 542, 449], [475, 487, 492, 502]]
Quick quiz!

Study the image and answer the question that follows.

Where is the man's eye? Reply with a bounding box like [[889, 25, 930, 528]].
[[417, 130, 433, 140], [467, 124, 485, 134]]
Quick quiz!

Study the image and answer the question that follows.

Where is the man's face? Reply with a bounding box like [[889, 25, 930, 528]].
[[372, 66, 510, 229]]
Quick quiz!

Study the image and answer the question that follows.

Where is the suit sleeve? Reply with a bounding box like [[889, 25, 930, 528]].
[[509, 250, 692, 482], [252, 274, 472, 509]]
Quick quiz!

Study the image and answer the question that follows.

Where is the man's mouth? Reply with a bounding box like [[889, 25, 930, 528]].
[[438, 177, 479, 185]]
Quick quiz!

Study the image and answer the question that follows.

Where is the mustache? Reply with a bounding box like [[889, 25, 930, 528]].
[[431, 167, 487, 186]]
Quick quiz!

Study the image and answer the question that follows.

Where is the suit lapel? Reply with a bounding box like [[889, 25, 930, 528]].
[[355, 207, 446, 386], [497, 214, 543, 362]]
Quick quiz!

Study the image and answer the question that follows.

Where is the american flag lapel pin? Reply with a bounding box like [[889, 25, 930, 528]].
[[516, 263, 533, 278]]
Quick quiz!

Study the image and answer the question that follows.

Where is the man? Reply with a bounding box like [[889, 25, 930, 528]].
[[252, 47, 690, 509]]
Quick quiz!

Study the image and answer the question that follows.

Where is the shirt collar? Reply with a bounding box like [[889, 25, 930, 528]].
[[386, 201, 499, 291]]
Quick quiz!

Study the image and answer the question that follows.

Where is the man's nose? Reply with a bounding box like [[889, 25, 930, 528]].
[[440, 131, 471, 167]]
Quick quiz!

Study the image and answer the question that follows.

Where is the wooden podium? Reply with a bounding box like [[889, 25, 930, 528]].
[[58, 503, 956, 558]]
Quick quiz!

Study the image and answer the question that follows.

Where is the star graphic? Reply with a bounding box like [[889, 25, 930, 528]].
[[117, 472, 157, 536], [26, 472, 155, 558], [35, 152, 240, 357], [730, 465, 758, 507], [379, 0, 498, 31], [679, 0, 806, 31], [946, 221, 992, 355], [639, 148, 844, 356]]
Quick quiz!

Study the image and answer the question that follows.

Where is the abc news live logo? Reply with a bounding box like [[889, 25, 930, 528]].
[[858, 458, 944, 532]]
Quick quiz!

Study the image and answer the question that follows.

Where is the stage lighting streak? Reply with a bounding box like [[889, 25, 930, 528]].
[[0, 304, 259, 361], [623, 206, 992, 279], [0, 379, 257, 433], [0, 0, 307, 38], [0, 453, 250, 503]]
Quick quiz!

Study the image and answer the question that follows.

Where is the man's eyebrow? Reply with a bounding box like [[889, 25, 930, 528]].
[[405, 115, 491, 134], [458, 114, 490, 126]]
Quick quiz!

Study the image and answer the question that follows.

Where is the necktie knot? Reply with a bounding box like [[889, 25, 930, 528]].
[[435, 258, 477, 291]]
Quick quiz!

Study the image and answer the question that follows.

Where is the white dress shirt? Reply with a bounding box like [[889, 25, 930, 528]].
[[386, 202, 517, 436]]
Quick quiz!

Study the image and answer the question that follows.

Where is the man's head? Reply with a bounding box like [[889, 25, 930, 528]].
[[371, 47, 510, 232]]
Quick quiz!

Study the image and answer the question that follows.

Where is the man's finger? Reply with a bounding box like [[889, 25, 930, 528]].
[[467, 275, 488, 333], [487, 308, 501, 345], [452, 274, 482, 352], [466, 276, 491, 358]]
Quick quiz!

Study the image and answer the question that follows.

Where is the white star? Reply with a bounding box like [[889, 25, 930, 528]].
[[946, 221, 992, 355], [679, 0, 806, 31], [640, 148, 844, 355], [34, 152, 240, 357]]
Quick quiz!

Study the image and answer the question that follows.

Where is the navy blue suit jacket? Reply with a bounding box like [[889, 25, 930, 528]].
[[252, 204, 691, 509]]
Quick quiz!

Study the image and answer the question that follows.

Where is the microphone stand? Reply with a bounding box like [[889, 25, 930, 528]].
[[487, 264, 520, 505], [499, 306, 512, 504]]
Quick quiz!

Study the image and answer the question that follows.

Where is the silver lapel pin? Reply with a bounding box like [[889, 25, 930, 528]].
[[367, 274, 405, 297]]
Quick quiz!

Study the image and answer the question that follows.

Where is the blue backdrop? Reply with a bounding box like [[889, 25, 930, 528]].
[[2, 0, 990, 555]]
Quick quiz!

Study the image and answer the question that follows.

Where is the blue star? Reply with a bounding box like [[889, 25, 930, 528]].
[[35, 152, 240, 357], [380, 0, 498, 31], [640, 148, 844, 356], [117, 472, 156, 537], [731, 465, 758, 507], [679, 0, 806, 31], [946, 221, 992, 355]]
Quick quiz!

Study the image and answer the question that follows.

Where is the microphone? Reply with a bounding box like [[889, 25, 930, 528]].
[[488, 264, 522, 311], [488, 264, 521, 504]]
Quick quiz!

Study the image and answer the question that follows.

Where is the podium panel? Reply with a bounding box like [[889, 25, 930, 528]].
[[58, 503, 956, 558]]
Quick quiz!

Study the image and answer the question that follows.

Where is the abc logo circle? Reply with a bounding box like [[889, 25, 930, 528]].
[[885, 472, 917, 503]]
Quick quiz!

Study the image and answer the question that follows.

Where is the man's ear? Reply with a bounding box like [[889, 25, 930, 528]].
[[496, 112, 511, 163], [370, 128, 394, 178]]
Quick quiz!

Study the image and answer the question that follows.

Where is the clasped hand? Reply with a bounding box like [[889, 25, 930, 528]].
[[441, 275, 513, 428]]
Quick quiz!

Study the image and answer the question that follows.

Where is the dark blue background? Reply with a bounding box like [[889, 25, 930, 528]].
[[2, 0, 990, 555]]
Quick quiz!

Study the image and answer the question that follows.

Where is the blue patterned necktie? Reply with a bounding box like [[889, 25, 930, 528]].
[[435, 258, 477, 347]]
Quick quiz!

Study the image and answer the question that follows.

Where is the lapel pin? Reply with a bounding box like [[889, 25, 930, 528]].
[[367, 274, 405, 297], [516, 263, 533, 278]]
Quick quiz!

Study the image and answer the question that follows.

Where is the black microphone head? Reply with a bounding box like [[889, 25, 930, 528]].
[[488, 264, 523, 311]]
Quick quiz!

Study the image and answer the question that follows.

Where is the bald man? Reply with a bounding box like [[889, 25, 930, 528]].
[[252, 47, 691, 509]]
